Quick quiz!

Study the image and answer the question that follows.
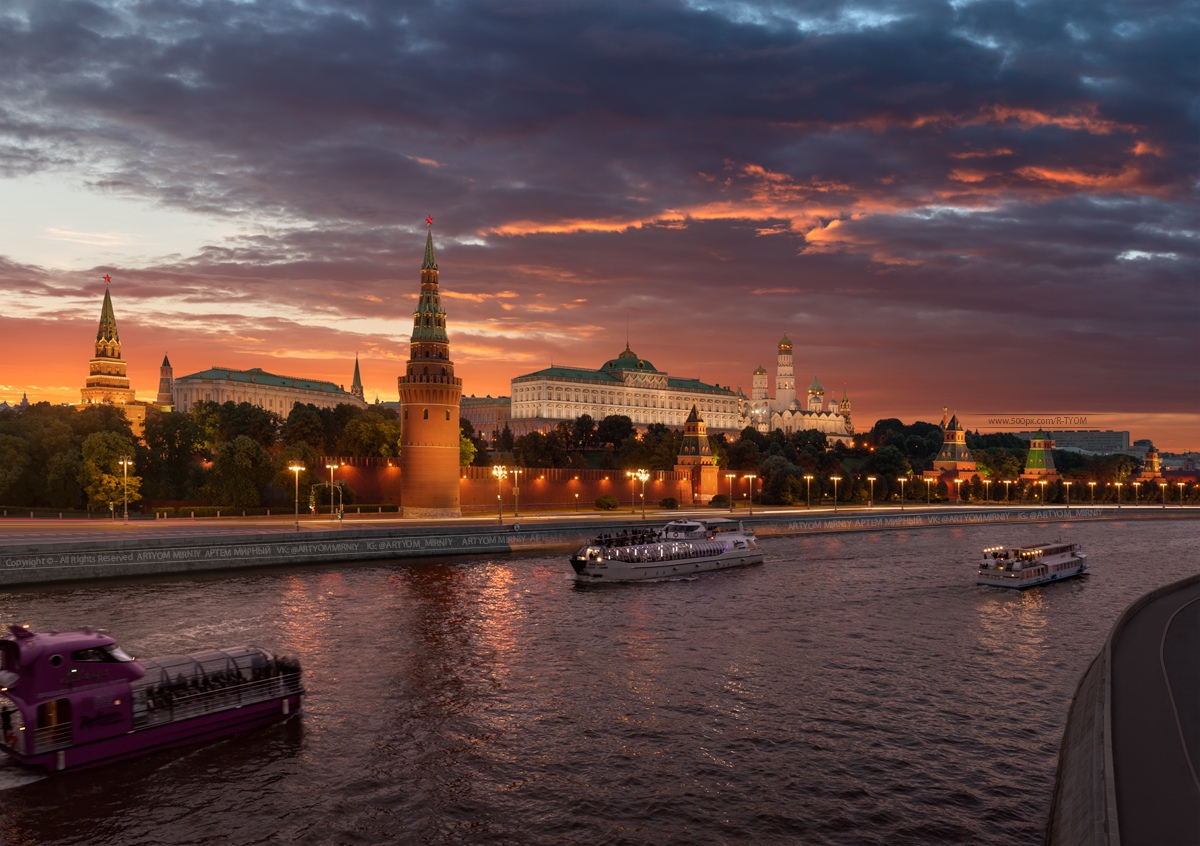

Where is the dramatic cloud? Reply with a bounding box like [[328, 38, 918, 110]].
[[0, 0, 1196, 447]]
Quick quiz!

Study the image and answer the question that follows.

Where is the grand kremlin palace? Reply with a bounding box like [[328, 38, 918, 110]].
[[504, 344, 740, 432]]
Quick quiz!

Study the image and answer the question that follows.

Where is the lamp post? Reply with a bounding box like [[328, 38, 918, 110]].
[[744, 473, 757, 516], [1037, 480, 1047, 504], [288, 464, 305, 531], [1179, 482, 1186, 507], [1160, 482, 1167, 508], [513, 468, 522, 518], [726, 473, 737, 513], [1132, 481, 1140, 506], [634, 469, 650, 519], [492, 465, 507, 524], [898, 477, 907, 510], [118, 456, 133, 525], [1063, 481, 1071, 509], [574, 493, 579, 512], [1113, 481, 1122, 509], [867, 475, 876, 509], [326, 463, 339, 521], [1002, 479, 1012, 504], [804, 474, 814, 509], [924, 477, 933, 505], [1088, 481, 1096, 505], [983, 479, 991, 504], [831, 475, 842, 513], [953, 478, 964, 505], [626, 470, 637, 514]]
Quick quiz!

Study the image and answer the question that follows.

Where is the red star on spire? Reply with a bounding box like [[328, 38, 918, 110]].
[[103, 274, 111, 284], [426, 215, 433, 227]]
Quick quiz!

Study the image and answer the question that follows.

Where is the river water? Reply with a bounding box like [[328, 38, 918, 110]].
[[0, 517, 1196, 845]]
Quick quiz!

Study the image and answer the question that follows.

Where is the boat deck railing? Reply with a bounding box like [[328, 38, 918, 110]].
[[33, 723, 72, 754], [132, 673, 303, 729]]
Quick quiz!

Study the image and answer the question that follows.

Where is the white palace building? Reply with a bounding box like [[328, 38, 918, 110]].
[[739, 332, 855, 444]]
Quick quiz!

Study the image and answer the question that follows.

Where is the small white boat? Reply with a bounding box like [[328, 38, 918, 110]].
[[976, 541, 1088, 589], [570, 518, 764, 582]]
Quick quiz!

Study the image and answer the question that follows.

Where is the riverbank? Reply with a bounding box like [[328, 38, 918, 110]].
[[1, 505, 1196, 586]]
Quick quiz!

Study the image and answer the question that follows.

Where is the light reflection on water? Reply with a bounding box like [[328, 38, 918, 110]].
[[0, 518, 1195, 844]]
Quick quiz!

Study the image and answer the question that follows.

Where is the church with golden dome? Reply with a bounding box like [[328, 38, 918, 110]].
[[740, 332, 854, 443]]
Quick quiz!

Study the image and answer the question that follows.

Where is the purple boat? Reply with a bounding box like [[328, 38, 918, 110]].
[[0, 624, 303, 772]]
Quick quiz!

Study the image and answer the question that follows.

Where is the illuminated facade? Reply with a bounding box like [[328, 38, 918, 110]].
[[398, 222, 463, 517], [172, 366, 366, 414], [741, 333, 854, 443], [77, 279, 148, 432]]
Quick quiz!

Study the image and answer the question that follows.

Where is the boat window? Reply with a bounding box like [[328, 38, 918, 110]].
[[72, 644, 135, 663]]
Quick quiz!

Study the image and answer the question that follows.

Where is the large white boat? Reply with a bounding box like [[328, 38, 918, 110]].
[[976, 541, 1088, 589], [570, 518, 764, 582]]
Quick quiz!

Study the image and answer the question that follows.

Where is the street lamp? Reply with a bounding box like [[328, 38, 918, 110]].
[[574, 493, 579, 512], [1179, 482, 1186, 507], [831, 475, 842, 513], [983, 479, 991, 504], [1088, 481, 1096, 505], [1002, 479, 1012, 504], [924, 477, 933, 505], [804, 474, 814, 509], [288, 464, 305, 531], [1113, 481, 1122, 509], [898, 477, 907, 510], [513, 468, 522, 518], [1160, 482, 1167, 508], [744, 473, 757, 516], [492, 465, 507, 524], [626, 470, 637, 514], [1037, 480, 1047, 504], [867, 475, 876, 509], [118, 451, 133, 525], [634, 469, 650, 518], [1132, 481, 1140, 506], [726, 473, 737, 513], [326, 463, 340, 521], [1063, 481, 1071, 509], [953, 478, 964, 504]]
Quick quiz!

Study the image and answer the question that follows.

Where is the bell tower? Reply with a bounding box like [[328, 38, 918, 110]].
[[80, 276, 137, 407], [775, 332, 795, 411], [398, 219, 462, 517]]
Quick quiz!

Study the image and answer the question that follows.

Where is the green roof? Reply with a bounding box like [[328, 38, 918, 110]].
[[176, 367, 356, 397], [96, 286, 119, 343], [423, 227, 438, 270], [512, 365, 734, 395]]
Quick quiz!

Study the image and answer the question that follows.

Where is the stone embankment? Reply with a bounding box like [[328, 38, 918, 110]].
[[1, 506, 1190, 587]]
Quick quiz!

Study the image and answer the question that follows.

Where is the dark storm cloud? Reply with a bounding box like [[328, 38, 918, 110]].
[[1, 0, 1197, 429]]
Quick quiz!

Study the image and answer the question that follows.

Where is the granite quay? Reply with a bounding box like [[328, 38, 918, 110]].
[[0, 505, 1194, 587]]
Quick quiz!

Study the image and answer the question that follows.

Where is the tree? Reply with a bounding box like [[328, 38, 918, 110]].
[[200, 436, 275, 507], [281, 404, 329, 453], [571, 414, 597, 449], [142, 410, 204, 499], [460, 435, 477, 467], [79, 431, 142, 512], [0, 434, 30, 504], [596, 415, 634, 447], [335, 412, 402, 457]]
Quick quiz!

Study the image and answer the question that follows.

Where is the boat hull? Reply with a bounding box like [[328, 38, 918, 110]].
[[3, 692, 302, 772], [572, 550, 764, 582], [976, 562, 1088, 589]]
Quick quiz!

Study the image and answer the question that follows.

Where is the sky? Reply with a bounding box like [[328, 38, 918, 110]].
[[0, 0, 1196, 450]]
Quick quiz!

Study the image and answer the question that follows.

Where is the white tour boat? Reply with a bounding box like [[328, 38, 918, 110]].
[[570, 518, 764, 582], [976, 541, 1088, 589]]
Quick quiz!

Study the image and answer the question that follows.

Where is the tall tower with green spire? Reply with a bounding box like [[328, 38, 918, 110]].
[[80, 276, 138, 408], [398, 219, 462, 517], [350, 354, 364, 402]]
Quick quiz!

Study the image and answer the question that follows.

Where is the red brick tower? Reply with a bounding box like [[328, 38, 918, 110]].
[[398, 220, 463, 517]]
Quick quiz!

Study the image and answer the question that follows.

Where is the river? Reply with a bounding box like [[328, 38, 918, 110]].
[[0, 517, 1196, 845]]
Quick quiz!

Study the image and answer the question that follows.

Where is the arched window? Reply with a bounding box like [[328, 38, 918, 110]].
[[423, 409, 429, 420]]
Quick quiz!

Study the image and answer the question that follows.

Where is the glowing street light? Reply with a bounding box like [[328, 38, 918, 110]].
[[831, 475, 842, 513], [574, 493, 579, 512], [867, 475, 876, 509], [953, 478, 964, 504], [118, 456, 133, 520], [1002, 479, 1012, 504], [1063, 481, 1071, 509], [924, 477, 933, 505], [326, 463, 340, 521], [492, 465, 508, 524], [804, 474, 814, 509], [633, 469, 650, 518], [1160, 482, 1168, 508], [726, 473, 737, 513], [626, 470, 638, 514], [288, 464, 305, 531], [1037, 480, 1047, 504], [1179, 482, 1186, 507], [983, 479, 991, 504], [1088, 481, 1096, 505], [1132, 481, 1140, 506], [898, 477, 907, 510], [744, 473, 757, 516], [1113, 481, 1123, 509], [513, 467, 522, 518]]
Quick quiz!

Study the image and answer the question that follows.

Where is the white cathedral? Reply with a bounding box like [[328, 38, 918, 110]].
[[739, 332, 854, 444]]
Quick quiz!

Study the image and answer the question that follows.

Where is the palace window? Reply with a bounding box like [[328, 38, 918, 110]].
[[423, 409, 429, 419]]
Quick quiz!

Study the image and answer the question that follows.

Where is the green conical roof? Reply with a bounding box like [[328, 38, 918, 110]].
[[807, 374, 824, 392], [352, 354, 363, 389], [96, 286, 119, 343], [162, 353, 171, 367], [423, 227, 438, 270]]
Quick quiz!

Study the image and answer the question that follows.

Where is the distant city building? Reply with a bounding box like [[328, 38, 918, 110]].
[[740, 332, 854, 444], [1014, 430, 1130, 454], [172, 365, 366, 414], [509, 343, 740, 431], [397, 222, 462, 517], [1020, 430, 1060, 481], [0, 393, 30, 411]]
